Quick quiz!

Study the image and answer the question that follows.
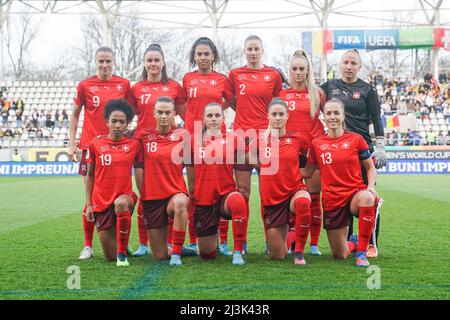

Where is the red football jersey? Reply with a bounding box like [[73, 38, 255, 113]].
[[74, 75, 131, 150], [192, 133, 244, 205], [87, 136, 140, 212], [279, 88, 325, 141], [129, 79, 185, 136], [259, 132, 308, 206], [182, 71, 233, 133], [229, 65, 282, 131], [137, 128, 188, 200], [308, 132, 370, 211]]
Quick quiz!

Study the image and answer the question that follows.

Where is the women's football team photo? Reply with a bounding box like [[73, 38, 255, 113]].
[[69, 35, 387, 268]]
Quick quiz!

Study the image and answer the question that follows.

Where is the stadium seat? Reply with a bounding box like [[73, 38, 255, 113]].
[[55, 81, 62, 87], [440, 124, 447, 131], [25, 140, 33, 148], [10, 140, 18, 148], [437, 113, 444, 119], [27, 81, 33, 87], [33, 81, 40, 87], [423, 119, 430, 125], [40, 81, 48, 87], [432, 125, 440, 132], [13, 81, 19, 87], [41, 140, 49, 147], [18, 140, 25, 148], [32, 140, 41, 148], [429, 112, 436, 119], [2, 140, 10, 148]]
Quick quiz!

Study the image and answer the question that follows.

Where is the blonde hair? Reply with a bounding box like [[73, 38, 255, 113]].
[[291, 49, 319, 119]]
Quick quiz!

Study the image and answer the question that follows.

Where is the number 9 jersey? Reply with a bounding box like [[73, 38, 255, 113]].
[[308, 131, 371, 211], [74, 75, 131, 150]]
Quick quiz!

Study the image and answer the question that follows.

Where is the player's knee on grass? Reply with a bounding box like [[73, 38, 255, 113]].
[[200, 250, 217, 260]]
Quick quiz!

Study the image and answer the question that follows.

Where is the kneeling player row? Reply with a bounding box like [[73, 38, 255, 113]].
[[85, 97, 378, 267]]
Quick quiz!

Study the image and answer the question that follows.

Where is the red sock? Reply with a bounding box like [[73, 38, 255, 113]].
[[82, 206, 94, 247], [219, 219, 229, 244], [347, 241, 357, 253], [243, 197, 249, 243], [294, 197, 311, 254], [137, 202, 148, 246], [227, 193, 248, 252], [309, 193, 322, 246], [188, 203, 197, 244], [286, 214, 295, 250], [167, 217, 174, 245], [357, 205, 376, 252], [171, 228, 186, 255], [116, 210, 131, 255]]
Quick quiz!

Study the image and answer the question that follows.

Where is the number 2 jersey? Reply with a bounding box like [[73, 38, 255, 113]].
[[308, 131, 371, 211], [74, 75, 131, 150], [136, 128, 188, 200], [259, 132, 309, 206], [229, 65, 282, 131], [87, 135, 140, 212]]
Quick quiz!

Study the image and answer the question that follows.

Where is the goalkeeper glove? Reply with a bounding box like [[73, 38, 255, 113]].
[[372, 136, 387, 169]]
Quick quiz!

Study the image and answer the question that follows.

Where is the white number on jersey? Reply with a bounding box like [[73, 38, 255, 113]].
[[265, 147, 271, 158], [146, 142, 158, 153], [140, 94, 152, 104], [320, 152, 332, 165], [239, 84, 246, 95], [288, 101, 296, 111], [93, 96, 100, 107], [199, 147, 206, 159], [100, 154, 112, 166], [189, 87, 197, 98]]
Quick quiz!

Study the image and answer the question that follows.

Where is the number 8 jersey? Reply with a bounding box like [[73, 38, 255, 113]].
[[308, 131, 371, 211], [75, 75, 131, 150], [88, 135, 140, 212]]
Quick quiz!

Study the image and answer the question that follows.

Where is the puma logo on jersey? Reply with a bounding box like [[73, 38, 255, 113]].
[[251, 74, 258, 80], [332, 143, 340, 149], [342, 91, 349, 97]]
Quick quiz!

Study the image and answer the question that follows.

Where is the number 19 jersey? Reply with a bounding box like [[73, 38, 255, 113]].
[[87, 136, 140, 212]]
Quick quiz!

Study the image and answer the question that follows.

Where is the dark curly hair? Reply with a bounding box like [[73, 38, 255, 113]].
[[104, 99, 134, 123], [189, 37, 220, 69]]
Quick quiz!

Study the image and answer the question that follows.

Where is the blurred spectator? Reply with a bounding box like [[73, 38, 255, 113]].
[[11, 149, 24, 162], [31, 109, 39, 128], [39, 110, 46, 128], [45, 110, 52, 128], [4, 128, 13, 137], [16, 108, 23, 128], [62, 110, 69, 128], [36, 129, 43, 139], [436, 131, 446, 146], [1, 106, 8, 128], [426, 128, 437, 145]]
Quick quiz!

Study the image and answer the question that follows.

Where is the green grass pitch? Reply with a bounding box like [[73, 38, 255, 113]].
[[0, 175, 449, 300]]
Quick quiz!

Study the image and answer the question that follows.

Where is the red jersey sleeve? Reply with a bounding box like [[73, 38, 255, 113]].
[[308, 142, 318, 165], [74, 82, 85, 107], [223, 77, 234, 104], [273, 72, 282, 96], [87, 141, 96, 164], [134, 139, 144, 168], [175, 81, 186, 105]]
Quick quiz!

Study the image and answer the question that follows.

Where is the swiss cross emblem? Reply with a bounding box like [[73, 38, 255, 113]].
[[264, 75, 271, 81], [210, 80, 217, 86], [342, 142, 350, 149], [353, 91, 361, 99], [285, 138, 292, 144], [122, 145, 129, 152], [116, 84, 123, 91], [162, 86, 169, 92]]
